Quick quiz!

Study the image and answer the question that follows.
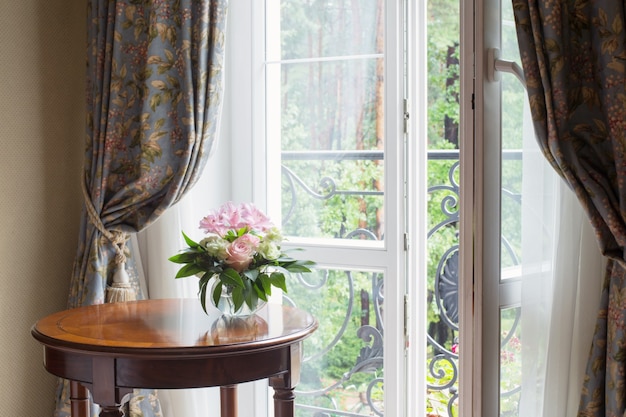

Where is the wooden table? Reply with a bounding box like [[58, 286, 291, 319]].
[[31, 299, 318, 417]]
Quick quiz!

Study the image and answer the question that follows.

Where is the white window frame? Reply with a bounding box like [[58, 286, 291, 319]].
[[225, 0, 450, 416], [459, 0, 478, 415], [470, 0, 529, 415], [225, 1, 269, 414]]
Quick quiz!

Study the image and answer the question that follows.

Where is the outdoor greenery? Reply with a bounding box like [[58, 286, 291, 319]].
[[286, 270, 385, 414], [269, 0, 526, 416]]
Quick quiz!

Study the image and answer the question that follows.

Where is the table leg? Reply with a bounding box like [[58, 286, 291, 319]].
[[70, 381, 89, 417], [272, 386, 296, 417], [270, 343, 302, 417], [99, 406, 122, 417], [220, 385, 238, 417]]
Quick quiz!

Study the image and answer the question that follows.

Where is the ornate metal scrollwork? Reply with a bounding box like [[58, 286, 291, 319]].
[[436, 247, 459, 329], [281, 150, 522, 417]]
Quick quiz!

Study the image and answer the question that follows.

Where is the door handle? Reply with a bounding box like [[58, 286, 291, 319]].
[[487, 47, 526, 87]]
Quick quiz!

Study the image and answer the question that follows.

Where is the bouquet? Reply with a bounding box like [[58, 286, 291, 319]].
[[169, 202, 315, 314]]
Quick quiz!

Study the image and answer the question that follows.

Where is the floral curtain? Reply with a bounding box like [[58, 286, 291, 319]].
[[55, 0, 228, 416], [513, 0, 626, 415]]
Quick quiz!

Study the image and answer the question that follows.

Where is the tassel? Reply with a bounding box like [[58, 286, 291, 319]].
[[82, 180, 137, 304], [106, 263, 136, 303]]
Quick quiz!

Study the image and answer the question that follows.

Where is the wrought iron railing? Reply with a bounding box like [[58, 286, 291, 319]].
[[280, 149, 523, 417]]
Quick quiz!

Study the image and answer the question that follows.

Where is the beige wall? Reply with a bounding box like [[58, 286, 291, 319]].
[[0, 1, 84, 415]]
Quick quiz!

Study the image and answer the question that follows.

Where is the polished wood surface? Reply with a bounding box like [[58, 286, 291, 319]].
[[32, 299, 317, 417]]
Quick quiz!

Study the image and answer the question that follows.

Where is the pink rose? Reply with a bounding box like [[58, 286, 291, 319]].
[[237, 233, 260, 248], [225, 235, 257, 272]]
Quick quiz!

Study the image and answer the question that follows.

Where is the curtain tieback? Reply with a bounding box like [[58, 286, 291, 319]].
[[81, 178, 136, 303]]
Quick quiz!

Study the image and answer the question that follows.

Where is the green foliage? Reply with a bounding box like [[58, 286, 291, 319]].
[[281, 159, 384, 239], [427, 0, 461, 150], [169, 232, 315, 313], [288, 269, 384, 408], [426, 358, 458, 417], [500, 308, 522, 415], [427, 38, 460, 149]]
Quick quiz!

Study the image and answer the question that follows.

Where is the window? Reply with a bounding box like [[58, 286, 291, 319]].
[[226, 0, 413, 415], [476, 0, 558, 416], [226, 0, 538, 416], [263, 1, 407, 416], [228, 0, 449, 415]]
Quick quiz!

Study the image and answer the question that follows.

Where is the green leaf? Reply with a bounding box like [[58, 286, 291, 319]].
[[182, 231, 201, 248], [168, 251, 201, 264], [243, 279, 259, 308], [243, 269, 259, 281], [283, 261, 315, 273], [175, 263, 204, 278], [211, 281, 223, 309], [253, 280, 268, 301], [199, 278, 210, 314], [232, 285, 245, 311], [269, 272, 287, 292], [275, 258, 316, 273], [220, 269, 244, 288], [224, 230, 237, 242], [198, 272, 212, 288], [258, 273, 272, 295]]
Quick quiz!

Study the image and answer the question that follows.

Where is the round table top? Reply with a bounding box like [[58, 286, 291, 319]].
[[32, 298, 317, 356]]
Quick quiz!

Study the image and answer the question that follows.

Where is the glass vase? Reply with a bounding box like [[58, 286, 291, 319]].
[[209, 279, 266, 317]]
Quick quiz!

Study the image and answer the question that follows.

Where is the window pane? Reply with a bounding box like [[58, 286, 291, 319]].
[[499, 2, 525, 414], [266, 3, 388, 416], [281, 151, 385, 240], [500, 71, 524, 279], [267, 1, 385, 242], [500, 1, 525, 280], [500, 307, 522, 416], [285, 268, 385, 416], [276, 60, 381, 151], [501, 0, 521, 64], [426, 0, 460, 415], [278, 0, 381, 60]]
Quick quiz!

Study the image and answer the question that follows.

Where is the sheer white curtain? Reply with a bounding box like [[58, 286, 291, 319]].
[[132, 2, 268, 414], [136, 164, 225, 417], [134, 150, 267, 417], [520, 99, 605, 417]]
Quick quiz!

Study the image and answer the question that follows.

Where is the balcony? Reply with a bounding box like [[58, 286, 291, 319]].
[[279, 148, 523, 417]]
